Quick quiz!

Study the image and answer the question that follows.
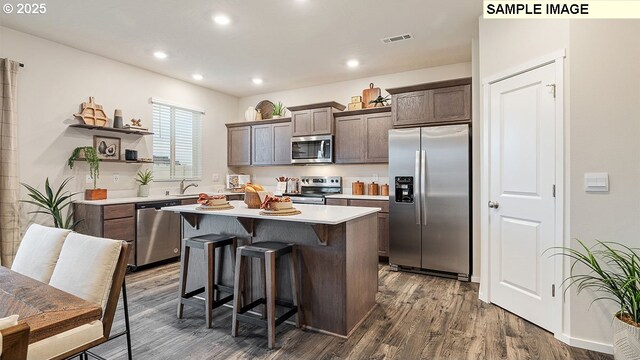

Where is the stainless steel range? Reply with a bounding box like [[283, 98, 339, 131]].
[[285, 176, 341, 205]]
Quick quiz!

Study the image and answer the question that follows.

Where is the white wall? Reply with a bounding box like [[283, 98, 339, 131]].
[[479, 17, 640, 353], [568, 19, 640, 349], [1, 26, 238, 226]]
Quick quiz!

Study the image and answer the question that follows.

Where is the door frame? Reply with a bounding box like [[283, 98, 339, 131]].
[[479, 49, 566, 337]]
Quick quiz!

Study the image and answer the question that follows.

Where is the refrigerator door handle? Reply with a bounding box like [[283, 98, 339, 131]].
[[421, 150, 427, 226], [415, 150, 421, 225]]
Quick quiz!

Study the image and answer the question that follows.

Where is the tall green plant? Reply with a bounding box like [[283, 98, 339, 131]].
[[551, 240, 640, 324], [21, 177, 82, 229], [68, 147, 100, 189]]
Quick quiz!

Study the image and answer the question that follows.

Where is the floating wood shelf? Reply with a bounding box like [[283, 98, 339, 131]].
[[69, 124, 154, 136], [78, 158, 153, 164]]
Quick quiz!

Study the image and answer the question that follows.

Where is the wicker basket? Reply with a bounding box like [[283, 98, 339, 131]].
[[244, 191, 262, 209]]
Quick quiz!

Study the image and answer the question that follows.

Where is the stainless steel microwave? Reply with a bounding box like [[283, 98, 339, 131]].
[[291, 135, 333, 164]]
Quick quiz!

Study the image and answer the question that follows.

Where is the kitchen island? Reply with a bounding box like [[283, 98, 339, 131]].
[[162, 201, 380, 337]]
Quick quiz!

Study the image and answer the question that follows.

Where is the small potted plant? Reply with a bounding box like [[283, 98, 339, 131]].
[[136, 169, 153, 197], [369, 95, 390, 107], [68, 146, 106, 200], [552, 240, 640, 360], [272, 102, 286, 119]]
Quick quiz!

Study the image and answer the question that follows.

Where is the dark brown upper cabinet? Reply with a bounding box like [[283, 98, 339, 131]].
[[288, 101, 346, 137], [227, 118, 291, 167], [335, 115, 365, 164], [272, 122, 292, 165], [387, 78, 471, 127], [227, 125, 251, 166], [334, 107, 392, 164], [251, 124, 273, 166]]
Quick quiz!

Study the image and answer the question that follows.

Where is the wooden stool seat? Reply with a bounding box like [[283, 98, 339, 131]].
[[177, 234, 237, 328], [231, 242, 303, 349]]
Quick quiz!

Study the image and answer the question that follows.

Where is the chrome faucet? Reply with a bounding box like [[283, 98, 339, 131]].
[[179, 179, 198, 194]]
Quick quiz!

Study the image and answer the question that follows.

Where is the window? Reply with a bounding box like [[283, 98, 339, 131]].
[[152, 101, 202, 181]]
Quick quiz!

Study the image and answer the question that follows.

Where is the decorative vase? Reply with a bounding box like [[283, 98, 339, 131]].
[[244, 107, 257, 122], [138, 184, 150, 197], [113, 109, 123, 128], [85, 189, 107, 200], [613, 315, 640, 360]]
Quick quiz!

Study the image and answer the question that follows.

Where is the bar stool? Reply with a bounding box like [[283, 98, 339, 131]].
[[231, 242, 302, 349], [177, 234, 237, 328]]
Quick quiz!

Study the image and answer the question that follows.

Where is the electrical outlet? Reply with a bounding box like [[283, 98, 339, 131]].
[[85, 175, 92, 184], [113, 174, 120, 183], [372, 174, 379, 182], [212, 173, 219, 182]]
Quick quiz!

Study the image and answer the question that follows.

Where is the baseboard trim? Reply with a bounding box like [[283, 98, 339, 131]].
[[556, 333, 613, 355], [471, 275, 481, 283]]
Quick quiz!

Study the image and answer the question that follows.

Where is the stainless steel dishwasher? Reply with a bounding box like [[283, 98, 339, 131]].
[[136, 200, 181, 267]]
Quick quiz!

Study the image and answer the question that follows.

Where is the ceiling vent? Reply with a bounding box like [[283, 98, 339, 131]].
[[380, 33, 413, 44]]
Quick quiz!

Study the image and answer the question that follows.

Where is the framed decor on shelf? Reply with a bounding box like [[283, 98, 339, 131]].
[[93, 135, 121, 160]]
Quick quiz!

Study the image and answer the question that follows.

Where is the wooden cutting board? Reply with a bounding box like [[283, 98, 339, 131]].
[[363, 83, 381, 109]]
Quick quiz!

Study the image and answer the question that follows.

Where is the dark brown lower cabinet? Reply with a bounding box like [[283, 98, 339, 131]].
[[74, 203, 136, 266], [326, 198, 389, 258]]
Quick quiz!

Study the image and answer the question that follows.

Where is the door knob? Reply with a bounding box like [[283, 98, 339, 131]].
[[488, 201, 499, 209]]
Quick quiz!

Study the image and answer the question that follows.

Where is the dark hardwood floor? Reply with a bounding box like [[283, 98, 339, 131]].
[[93, 262, 612, 359]]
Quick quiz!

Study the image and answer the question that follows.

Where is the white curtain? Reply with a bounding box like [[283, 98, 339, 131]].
[[0, 59, 21, 266]]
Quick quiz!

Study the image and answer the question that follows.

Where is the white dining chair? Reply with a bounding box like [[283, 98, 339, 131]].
[[26, 233, 130, 360], [11, 224, 71, 283], [0, 315, 29, 360]]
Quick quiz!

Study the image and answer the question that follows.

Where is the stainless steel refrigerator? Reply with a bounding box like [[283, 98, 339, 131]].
[[388, 124, 470, 281]]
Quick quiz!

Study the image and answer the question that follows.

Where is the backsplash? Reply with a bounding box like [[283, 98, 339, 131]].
[[231, 164, 389, 195]]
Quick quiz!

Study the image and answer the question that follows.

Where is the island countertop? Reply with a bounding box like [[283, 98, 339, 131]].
[[162, 201, 380, 225]]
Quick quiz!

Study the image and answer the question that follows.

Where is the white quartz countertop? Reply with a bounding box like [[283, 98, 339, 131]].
[[325, 194, 389, 201], [74, 192, 244, 205], [161, 201, 380, 225]]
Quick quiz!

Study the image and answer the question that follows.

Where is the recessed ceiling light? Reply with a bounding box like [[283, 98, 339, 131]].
[[213, 14, 231, 25], [347, 59, 360, 68], [252, 78, 263, 85], [192, 74, 204, 81], [153, 51, 168, 59]]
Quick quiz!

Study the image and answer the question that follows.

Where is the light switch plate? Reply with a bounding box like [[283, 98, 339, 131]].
[[584, 172, 609, 192], [212, 173, 219, 182], [85, 175, 92, 184]]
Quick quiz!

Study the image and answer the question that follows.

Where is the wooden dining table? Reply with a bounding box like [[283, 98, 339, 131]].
[[0, 266, 102, 343]]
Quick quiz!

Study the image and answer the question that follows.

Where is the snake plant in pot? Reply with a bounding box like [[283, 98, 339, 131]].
[[20, 177, 81, 229], [67, 146, 105, 200], [553, 240, 640, 359], [136, 169, 153, 197]]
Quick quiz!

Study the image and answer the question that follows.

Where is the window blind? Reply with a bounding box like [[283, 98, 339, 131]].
[[152, 102, 202, 181]]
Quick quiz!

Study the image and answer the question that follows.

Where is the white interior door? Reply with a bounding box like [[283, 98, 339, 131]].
[[488, 63, 556, 331]]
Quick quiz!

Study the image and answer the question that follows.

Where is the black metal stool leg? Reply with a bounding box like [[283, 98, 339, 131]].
[[122, 277, 133, 360]]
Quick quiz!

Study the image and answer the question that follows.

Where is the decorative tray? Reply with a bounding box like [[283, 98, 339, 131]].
[[197, 203, 234, 211], [259, 208, 301, 216]]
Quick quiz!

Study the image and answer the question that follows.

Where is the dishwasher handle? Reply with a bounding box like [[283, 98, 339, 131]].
[[136, 201, 180, 210]]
